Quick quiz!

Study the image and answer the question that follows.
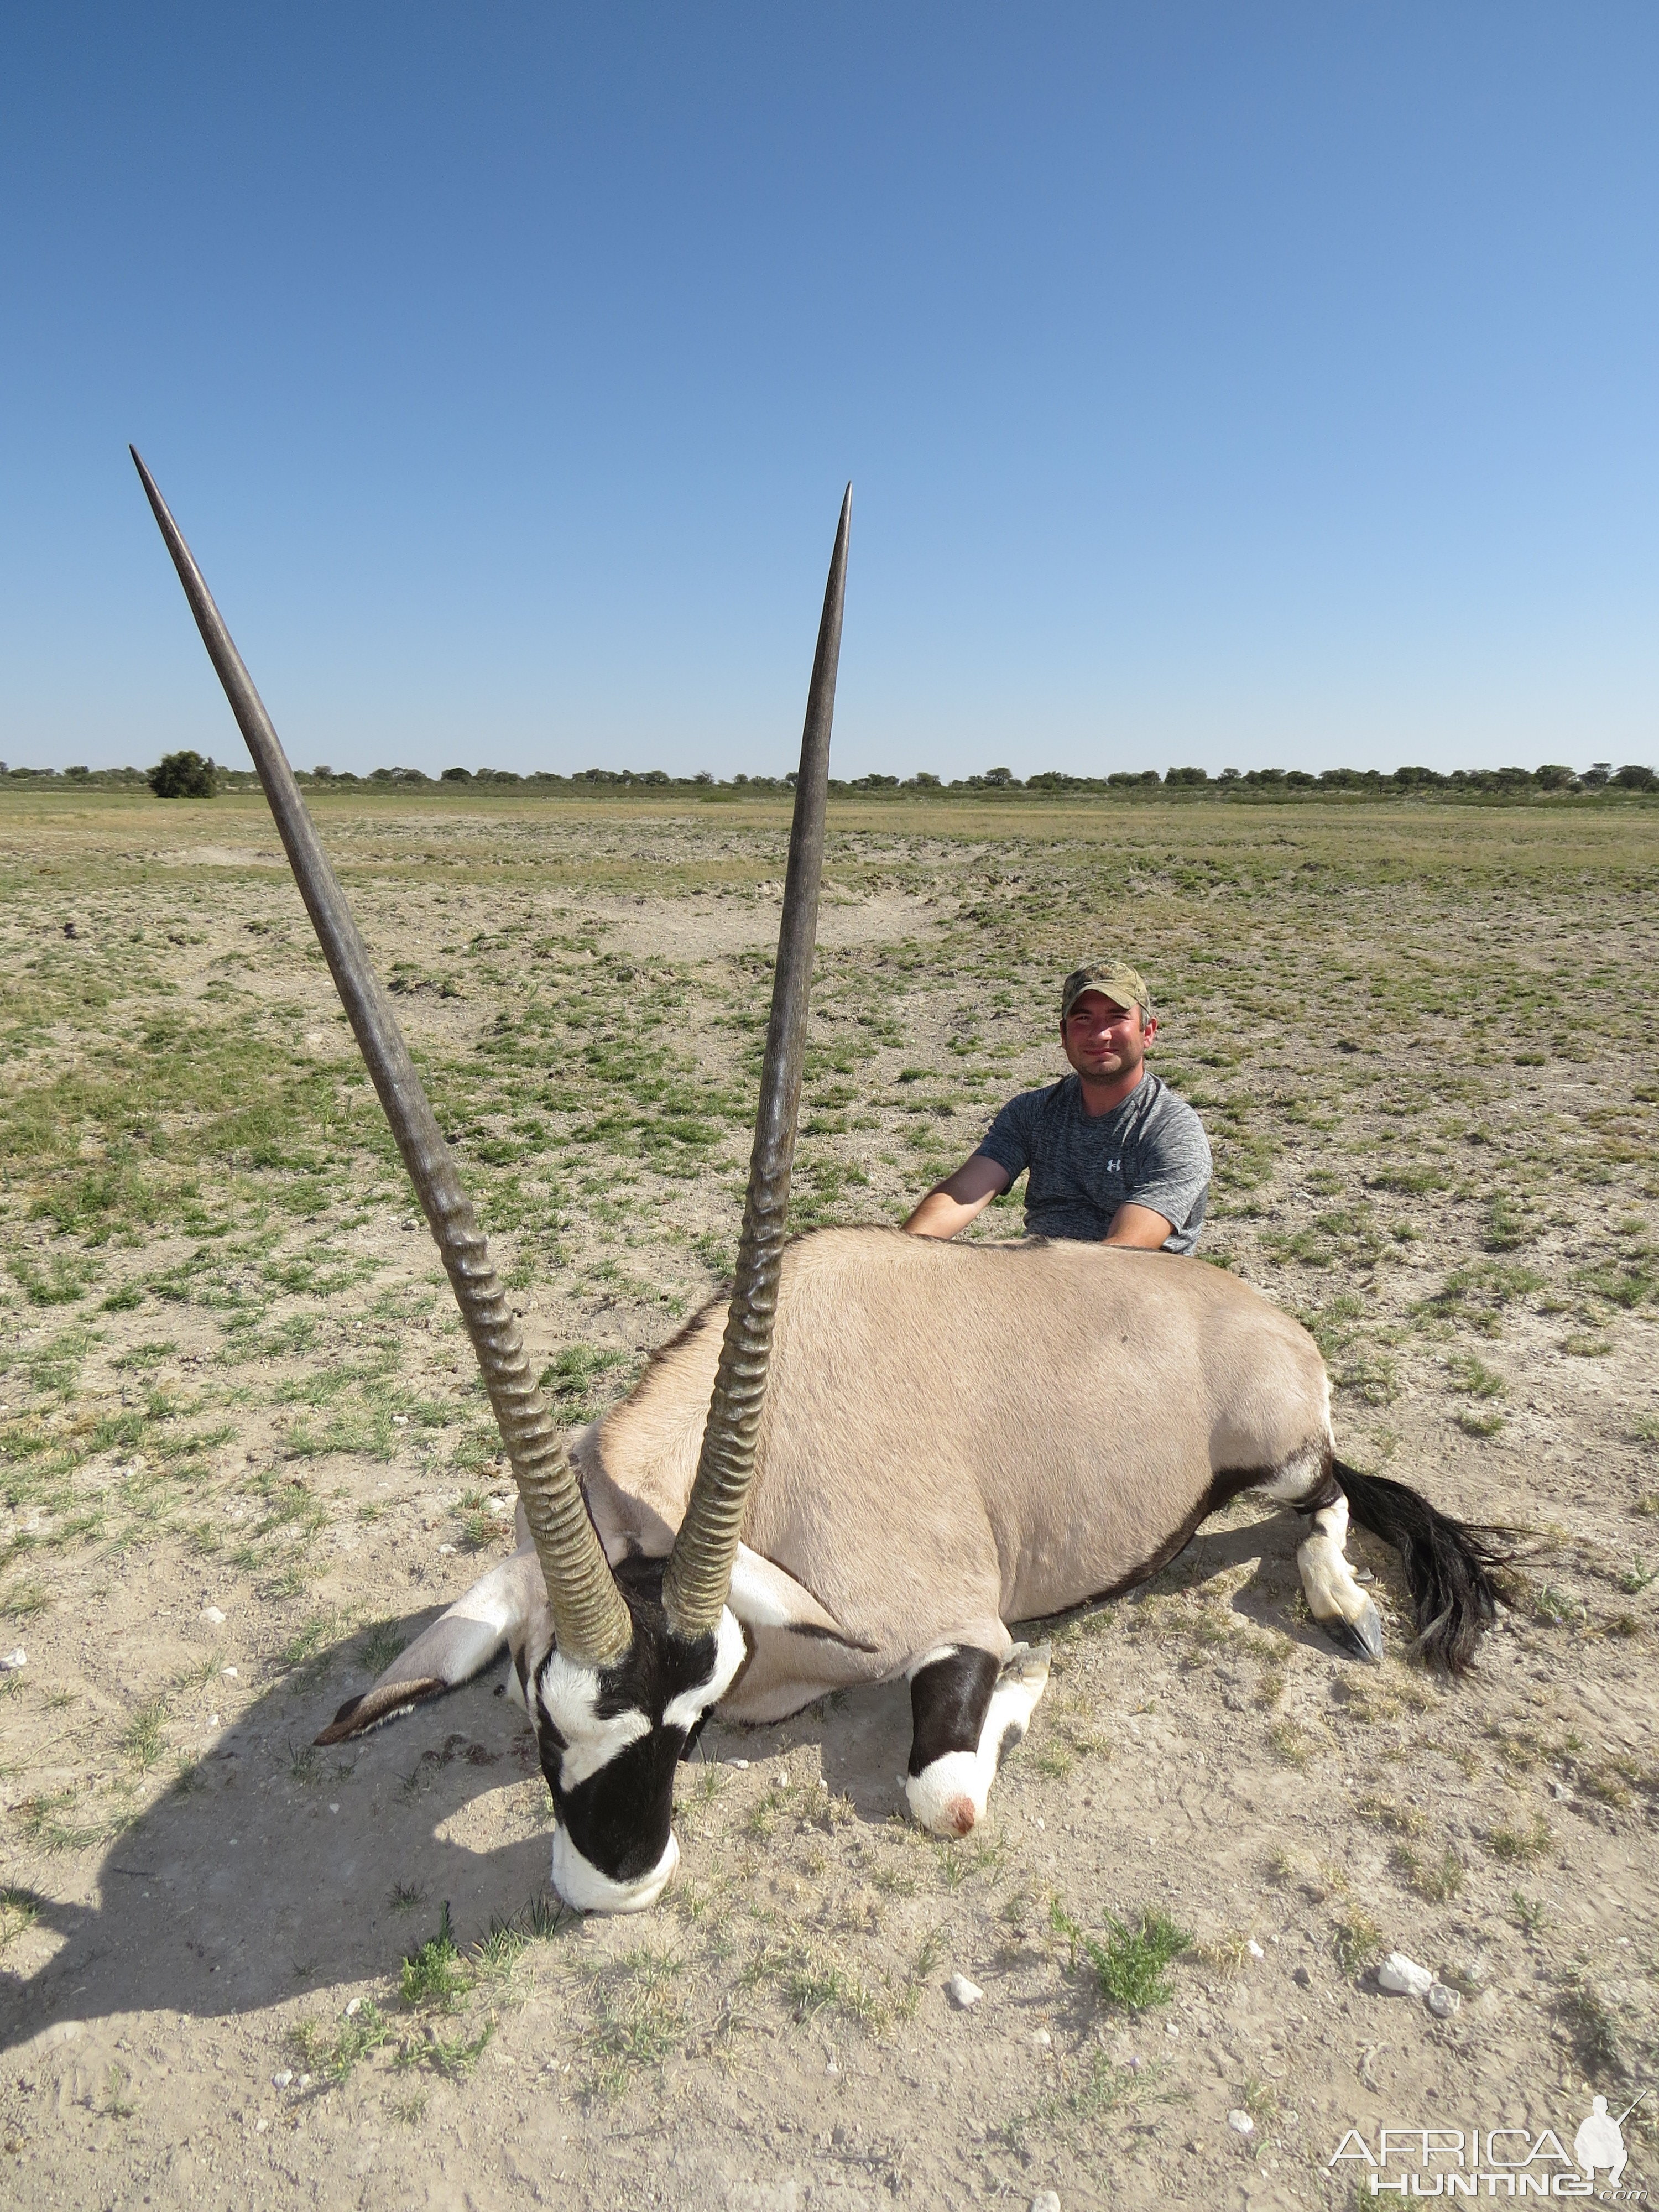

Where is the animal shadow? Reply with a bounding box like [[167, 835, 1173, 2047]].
[[0, 1613, 557, 2055]]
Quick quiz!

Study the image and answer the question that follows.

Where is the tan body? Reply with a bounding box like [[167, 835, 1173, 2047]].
[[576, 1227, 1333, 1720]]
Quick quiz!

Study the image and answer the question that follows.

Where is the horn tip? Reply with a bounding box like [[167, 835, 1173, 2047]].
[[129, 447, 161, 507]]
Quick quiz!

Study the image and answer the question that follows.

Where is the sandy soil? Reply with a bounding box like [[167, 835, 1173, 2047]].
[[0, 790, 1655, 2210]]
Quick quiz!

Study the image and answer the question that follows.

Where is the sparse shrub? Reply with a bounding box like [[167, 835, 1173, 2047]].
[[1334, 1911, 1383, 1976], [1489, 1815, 1552, 1864], [400, 1902, 472, 2010], [1071, 1907, 1191, 2012]]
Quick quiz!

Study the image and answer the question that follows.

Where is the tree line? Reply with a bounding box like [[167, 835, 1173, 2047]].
[[1, 755, 1653, 799]]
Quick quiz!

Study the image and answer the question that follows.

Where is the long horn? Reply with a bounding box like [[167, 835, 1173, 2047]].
[[661, 486, 849, 1640], [130, 447, 633, 1668]]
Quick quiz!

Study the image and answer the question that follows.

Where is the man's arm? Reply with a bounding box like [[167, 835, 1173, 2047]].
[[901, 1153, 1011, 1239], [1103, 1201, 1176, 1249]]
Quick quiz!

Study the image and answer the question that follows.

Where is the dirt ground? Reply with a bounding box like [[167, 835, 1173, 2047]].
[[0, 787, 1655, 2210]]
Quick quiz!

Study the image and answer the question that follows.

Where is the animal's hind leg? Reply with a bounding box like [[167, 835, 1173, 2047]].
[[904, 1641, 1051, 1837], [1292, 1480, 1384, 1663]]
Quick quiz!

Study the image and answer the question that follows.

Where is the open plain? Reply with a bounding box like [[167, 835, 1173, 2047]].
[[0, 786, 1655, 2210]]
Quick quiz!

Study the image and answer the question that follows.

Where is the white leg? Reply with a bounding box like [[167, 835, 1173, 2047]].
[[1296, 1493, 1384, 1662]]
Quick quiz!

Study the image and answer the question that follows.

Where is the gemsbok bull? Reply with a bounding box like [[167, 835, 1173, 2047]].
[[134, 451, 1500, 1914]]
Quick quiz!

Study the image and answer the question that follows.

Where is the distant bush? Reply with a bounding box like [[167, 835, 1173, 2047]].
[[148, 750, 217, 799], [1165, 766, 1208, 786], [1614, 764, 1658, 791]]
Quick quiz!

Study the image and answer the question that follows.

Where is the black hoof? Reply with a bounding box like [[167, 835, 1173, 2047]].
[[1318, 1599, 1384, 1665]]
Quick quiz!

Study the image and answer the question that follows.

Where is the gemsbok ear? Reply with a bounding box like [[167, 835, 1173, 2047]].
[[315, 1552, 544, 1745]]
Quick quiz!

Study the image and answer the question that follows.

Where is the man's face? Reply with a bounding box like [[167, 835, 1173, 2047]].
[[1061, 990, 1153, 1081]]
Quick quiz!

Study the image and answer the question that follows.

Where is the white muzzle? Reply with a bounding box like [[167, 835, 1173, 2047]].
[[550, 1824, 680, 1914]]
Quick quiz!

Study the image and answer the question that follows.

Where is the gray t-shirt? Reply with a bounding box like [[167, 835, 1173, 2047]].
[[974, 1070, 1212, 1254]]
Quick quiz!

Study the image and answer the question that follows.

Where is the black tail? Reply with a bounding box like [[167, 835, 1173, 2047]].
[[1331, 1460, 1503, 1673]]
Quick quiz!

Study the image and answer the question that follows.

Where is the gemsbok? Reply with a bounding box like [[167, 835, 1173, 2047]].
[[134, 451, 1500, 1913]]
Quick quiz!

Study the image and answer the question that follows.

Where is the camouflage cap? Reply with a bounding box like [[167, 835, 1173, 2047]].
[[1061, 962, 1152, 1022]]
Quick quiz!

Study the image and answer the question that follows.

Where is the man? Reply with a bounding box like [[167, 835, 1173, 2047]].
[[901, 962, 1211, 1252]]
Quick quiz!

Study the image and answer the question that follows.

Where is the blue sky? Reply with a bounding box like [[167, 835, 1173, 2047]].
[[2, 6, 1655, 780]]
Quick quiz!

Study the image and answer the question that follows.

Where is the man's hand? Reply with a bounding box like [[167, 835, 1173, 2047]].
[[1103, 1201, 1175, 1250], [901, 1154, 1011, 1239]]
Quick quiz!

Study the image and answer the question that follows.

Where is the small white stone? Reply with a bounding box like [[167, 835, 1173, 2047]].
[[0, 1648, 26, 1672], [272, 2070, 293, 2089], [207, 1713, 220, 1727], [1378, 1952, 1435, 1999], [1165, 2021, 1180, 2038], [392, 1414, 408, 1426], [437, 1543, 456, 1556], [297, 2072, 312, 2090], [777, 1770, 791, 1787], [1031, 2194, 1062, 2212], [825, 2060, 839, 2075], [1228, 2109, 1255, 2135], [344, 1997, 361, 2017], [328, 1803, 340, 1815], [201, 1606, 226, 1626], [1246, 1939, 1265, 1959], [1549, 1780, 1572, 1801], [221, 1665, 238, 1679], [1035, 1816, 1045, 1832], [726, 1757, 749, 1771], [1427, 1982, 1461, 2019], [1031, 2028, 1052, 2048], [255, 2116, 268, 2132], [947, 1973, 984, 2010]]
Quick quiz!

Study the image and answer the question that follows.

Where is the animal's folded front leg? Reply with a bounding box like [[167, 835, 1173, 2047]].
[[903, 1636, 1052, 1836]]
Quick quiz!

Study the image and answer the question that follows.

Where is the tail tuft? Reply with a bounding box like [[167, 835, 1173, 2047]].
[[1331, 1460, 1504, 1672]]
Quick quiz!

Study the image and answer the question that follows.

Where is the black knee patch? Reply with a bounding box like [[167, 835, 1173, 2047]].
[[1291, 1470, 1343, 1517], [907, 1647, 1000, 1778]]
